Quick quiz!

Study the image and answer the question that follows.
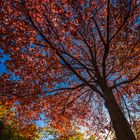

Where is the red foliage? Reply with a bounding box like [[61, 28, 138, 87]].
[[0, 0, 139, 139]]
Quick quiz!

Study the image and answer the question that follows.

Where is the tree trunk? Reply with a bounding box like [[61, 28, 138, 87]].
[[104, 88, 136, 140]]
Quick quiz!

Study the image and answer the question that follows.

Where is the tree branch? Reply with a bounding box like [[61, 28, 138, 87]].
[[111, 71, 140, 89]]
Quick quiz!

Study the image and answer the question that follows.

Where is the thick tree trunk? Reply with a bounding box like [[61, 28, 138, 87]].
[[104, 88, 136, 140]]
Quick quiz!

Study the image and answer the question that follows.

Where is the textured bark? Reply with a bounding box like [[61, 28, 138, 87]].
[[104, 88, 136, 140]]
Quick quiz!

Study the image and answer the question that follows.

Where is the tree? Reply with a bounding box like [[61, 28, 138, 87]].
[[0, 0, 140, 140], [88, 135, 98, 140], [58, 132, 84, 140], [0, 121, 27, 140], [0, 105, 26, 140], [0, 101, 41, 140], [41, 126, 98, 140], [42, 127, 85, 140]]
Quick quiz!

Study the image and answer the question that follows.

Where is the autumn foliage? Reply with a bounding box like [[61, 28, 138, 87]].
[[0, 0, 140, 140]]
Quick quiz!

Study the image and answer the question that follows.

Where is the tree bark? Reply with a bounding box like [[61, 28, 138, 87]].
[[104, 88, 136, 140]]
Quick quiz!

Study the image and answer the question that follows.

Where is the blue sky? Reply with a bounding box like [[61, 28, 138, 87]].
[[0, 49, 10, 75]]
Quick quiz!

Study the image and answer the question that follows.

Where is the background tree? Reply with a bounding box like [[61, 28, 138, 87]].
[[0, 120, 27, 140], [0, 0, 140, 140], [0, 100, 41, 140]]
